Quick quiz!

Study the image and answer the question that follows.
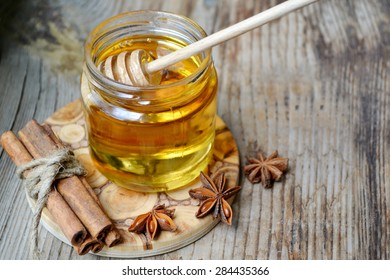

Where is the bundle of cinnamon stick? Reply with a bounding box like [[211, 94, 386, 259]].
[[1, 120, 121, 255]]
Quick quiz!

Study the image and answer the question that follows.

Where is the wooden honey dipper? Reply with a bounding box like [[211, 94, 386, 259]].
[[100, 0, 318, 86]]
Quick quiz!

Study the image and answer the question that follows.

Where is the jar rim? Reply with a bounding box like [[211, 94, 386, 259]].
[[84, 10, 212, 97]]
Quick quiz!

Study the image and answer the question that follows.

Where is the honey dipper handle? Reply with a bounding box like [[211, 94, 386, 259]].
[[146, 0, 318, 73]]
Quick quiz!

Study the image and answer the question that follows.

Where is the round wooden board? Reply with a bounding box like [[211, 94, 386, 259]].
[[37, 99, 240, 258]]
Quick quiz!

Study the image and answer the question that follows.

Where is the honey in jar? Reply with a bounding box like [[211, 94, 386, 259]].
[[81, 11, 218, 192]]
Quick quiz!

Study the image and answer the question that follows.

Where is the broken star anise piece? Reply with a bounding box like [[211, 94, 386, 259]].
[[189, 171, 241, 225], [244, 150, 288, 188], [128, 204, 177, 241]]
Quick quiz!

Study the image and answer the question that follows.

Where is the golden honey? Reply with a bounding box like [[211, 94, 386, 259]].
[[82, 11, 218, 192]]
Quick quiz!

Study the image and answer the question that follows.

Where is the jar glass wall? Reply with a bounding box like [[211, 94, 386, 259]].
[[81, 11, 218, 192]]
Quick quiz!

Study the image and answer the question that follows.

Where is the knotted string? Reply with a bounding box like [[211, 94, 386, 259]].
[[16, 148, 86, 259]]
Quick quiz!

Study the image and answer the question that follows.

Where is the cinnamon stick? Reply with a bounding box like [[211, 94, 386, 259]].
[[91, 240, 104, 254], [0, 131, 88, 247], [43, 123, 122, 247], [104, 230, 122, 248], [74, 236, 101, 255], [18, 120, 113, 241], [79, 177, 122, 247], [47, 190, 88, 246]]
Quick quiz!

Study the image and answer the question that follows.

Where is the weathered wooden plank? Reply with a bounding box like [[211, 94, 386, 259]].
[[0, 0, 389, 260], [0, 42, 42, 260]]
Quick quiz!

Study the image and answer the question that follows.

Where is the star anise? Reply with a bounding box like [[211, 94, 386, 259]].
[[189, 172, 241, 225], [244, 150, 288, 188], [128, 204, 177, 241]]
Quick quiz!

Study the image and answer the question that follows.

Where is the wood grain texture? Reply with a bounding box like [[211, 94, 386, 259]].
[[0, 0, 389, 260]]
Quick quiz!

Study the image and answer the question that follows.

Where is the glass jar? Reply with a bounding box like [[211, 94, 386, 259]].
[[81, 11, 218, 192]]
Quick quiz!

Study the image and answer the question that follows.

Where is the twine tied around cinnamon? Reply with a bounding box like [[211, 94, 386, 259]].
[[16, 148, 86, 259]]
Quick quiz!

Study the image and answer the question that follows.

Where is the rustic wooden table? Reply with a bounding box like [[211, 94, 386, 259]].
[[0, 0, 389, 260]]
